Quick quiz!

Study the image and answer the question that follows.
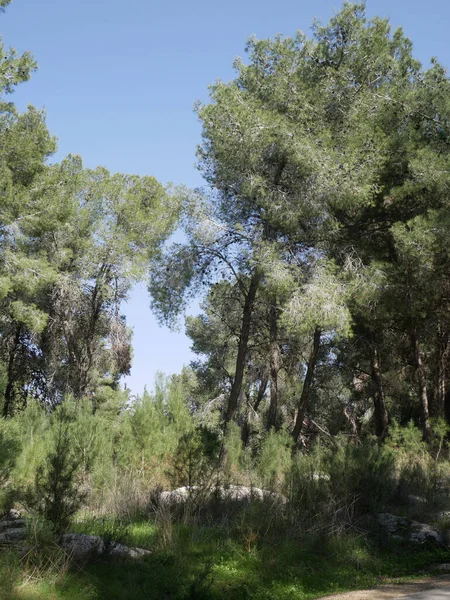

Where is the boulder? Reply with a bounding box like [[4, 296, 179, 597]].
[[7, 509, 21, 521], [406, 494, 427, 506], [60, 534, 105, 559], [106, 542, 151, 559], [410, 521, 445, 544], [158, 485, 288, 506], [60, 533, 150, 561], [377, 512, 445, 545], [0, 527, 27, 543], [378, 512, 409, 534], [0, 519, 25, 533], [159, 486, 194, 504]]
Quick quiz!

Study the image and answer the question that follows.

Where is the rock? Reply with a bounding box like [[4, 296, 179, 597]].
[[60, 534, 105, 559], [159, 486, 195, 504], [378, 513, 409, 534], [312, 472, 331, 481], [158, 485, 288, 506], [7, 509, 21, 520], [60, 533, 150, 562], [106, 542, 151, 559], [406, 494, 427, 506], [0, 519, 25, 533], [377, 512, 445, 545], [410, 520, 444, 544], [431, 563, 450, 571], [0, 528, 27, 542]]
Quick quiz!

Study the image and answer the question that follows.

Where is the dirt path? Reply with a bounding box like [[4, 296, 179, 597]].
[[318, 575, 450, 600]]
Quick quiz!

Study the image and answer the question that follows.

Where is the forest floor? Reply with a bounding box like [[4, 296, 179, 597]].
[[2, 518, 450, 600]]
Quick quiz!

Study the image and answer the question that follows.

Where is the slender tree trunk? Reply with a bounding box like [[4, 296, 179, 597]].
[[370, 345, 389, 438], [410, 328, 431, 442], [344, 402, 361, 443], [292, 327, 321, 446], [254, 373, 269, 414], [242, 375, 268, 446], [224, 271, 261, 425], [435, 325, 449, 419], [3, 328, 21, 417], [267, 301, 281, 430]]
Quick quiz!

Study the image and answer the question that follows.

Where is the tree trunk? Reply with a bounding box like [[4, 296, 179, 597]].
[[267, 301, 281, 430], [370, 345, 389, 438], [435, 325, 449, 419], [3, 328, 21, 417], [242, 375, 268, 446], [224, 270, 261, 425], [292, 327, 321, 446], [410, 328, 431, 442], [254, 373, 269, 414]]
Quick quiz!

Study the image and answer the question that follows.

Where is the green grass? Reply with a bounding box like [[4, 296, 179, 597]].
[[1, 517, 450, 600]]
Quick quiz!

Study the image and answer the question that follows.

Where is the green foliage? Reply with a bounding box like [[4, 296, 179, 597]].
[[33, 405, 87, 534], [223, 421, 245, 477], [257, 429, 292, 489], [0, 417, 20, 508], [327, 440, 397, 515], [170, 430, 206, 488]]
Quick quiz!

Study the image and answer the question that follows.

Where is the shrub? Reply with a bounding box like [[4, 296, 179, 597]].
[[328, 439, 397, 516], [0, 418, 21, 511], [257, 428, 292, 489], [33, 405, 87, 534]]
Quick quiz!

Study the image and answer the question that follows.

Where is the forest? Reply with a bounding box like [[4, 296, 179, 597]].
[[1, 1, 450, 599]]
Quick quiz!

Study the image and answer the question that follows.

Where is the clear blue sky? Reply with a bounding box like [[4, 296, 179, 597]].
[[2, 0, 450, 395]]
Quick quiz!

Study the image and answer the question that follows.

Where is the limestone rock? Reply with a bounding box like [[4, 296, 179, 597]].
[[378, 512, 409, 534], [405, 494, 427, 506], [106, 542, 151, 559], [158, 485, 288, 506], [377, 512, 445, 545], [60, 534, 105, 559], [0, 519, 25, 533], [0, 527, 27, 543], [7, 509, 21, 520], [60, 533, 150, 561], [410, 520, 444, 544]]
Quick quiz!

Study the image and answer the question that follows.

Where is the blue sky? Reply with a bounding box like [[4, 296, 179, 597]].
[[2, 0, 450, 395]]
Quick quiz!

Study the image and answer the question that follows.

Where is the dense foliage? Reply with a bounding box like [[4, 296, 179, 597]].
[[1, 2, 450, 598]]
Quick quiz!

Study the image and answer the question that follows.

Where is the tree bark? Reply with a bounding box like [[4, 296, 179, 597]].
[[435, 324, 449, 419], [3, 327, 21, 417], [224, 270, 261, 425], [292, 327, 321, 446], [242, 375, 268, 446], [410, 328, 431, 442], [267, 301, 281, 430], [370, 345, 389, 438], [253, 373, 269, 414]]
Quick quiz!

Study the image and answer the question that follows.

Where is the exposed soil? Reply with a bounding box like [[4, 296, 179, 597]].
[[318, 574, 450, 600]]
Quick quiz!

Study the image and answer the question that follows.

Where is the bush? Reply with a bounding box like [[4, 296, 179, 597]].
[[33, 405, 87, 534], [257, 428, 292, 489], [328, 440, 397, 516], [0, 418, 21, 510], [288, 438, 397, 537]]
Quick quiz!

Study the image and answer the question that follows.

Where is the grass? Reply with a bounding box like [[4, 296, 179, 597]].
[[1, 516, 450, 600]]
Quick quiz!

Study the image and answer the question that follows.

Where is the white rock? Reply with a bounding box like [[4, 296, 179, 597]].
[[410, 521, 444, 544], [377, 512, 445, 545], [158, 485, 288, 506], [406, 494, 427, 506], [60, 534, 105, 559], [377, 513, 408, 534], [106, 542, 151, 559]]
